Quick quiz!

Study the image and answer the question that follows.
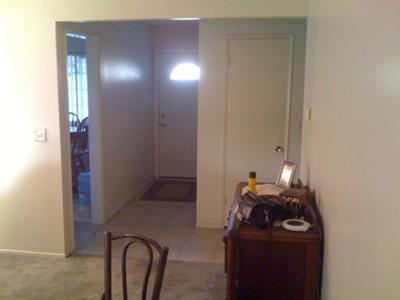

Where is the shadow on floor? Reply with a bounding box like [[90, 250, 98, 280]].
[[75, 200, 225, 263]]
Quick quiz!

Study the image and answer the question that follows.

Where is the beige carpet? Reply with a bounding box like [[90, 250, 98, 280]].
[[0, 253, 225, 299]]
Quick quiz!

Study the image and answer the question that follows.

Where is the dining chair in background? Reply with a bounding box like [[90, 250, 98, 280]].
[[71, 117, 89, 193], [68, 112, 80, 132]]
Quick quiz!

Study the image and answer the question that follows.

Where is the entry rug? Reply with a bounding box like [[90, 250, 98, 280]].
[[141, 181, 196, 202]]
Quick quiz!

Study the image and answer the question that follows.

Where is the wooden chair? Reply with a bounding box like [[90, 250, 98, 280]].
[[68, 112, 80, 132], [69, 112, 80, 193], [71, 117, 89, 170], [71, 117, 89, 194], [102, 231, 169, 300]]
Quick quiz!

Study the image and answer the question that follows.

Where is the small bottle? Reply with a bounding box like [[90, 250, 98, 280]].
[[248, 171, 257, 194]]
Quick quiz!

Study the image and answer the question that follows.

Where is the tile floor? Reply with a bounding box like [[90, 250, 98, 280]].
[[75, 200, 226, 263]]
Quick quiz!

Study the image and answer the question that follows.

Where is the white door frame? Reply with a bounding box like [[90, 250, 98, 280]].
[[153, 49, 199, 179], [56, 24, 104, 254], [222, 35, 294, 219]]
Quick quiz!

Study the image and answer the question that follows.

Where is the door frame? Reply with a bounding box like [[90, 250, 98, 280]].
[[56, 24, 104, 254], [153, 49, 199, 179], [222, 35, 294, 218]]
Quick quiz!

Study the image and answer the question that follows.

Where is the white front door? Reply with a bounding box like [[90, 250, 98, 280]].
[[157, 52, 198, 178], [225, 37, 293, 214]]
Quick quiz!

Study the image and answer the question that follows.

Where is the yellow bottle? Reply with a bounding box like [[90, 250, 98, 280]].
[[248, 171, 257, 194]]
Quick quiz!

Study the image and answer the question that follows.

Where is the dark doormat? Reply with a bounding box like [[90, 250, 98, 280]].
[[141, 180, 196, 202]]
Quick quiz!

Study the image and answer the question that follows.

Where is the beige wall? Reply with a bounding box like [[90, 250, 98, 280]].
[[302, 1, 400, 298], [151, 23, 198, 52], [0, 0, 306, 255], [49, 0, 308, 21], [197, 19, 306, 227]]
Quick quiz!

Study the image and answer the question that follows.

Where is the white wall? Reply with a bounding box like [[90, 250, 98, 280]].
[[197, 19, 306, 227], [99, 23, 154, 219], [302, 1, 400, 298], [151, 23, 198, 52], [0, 0, 307, 255], [65, 21, 155, 221]]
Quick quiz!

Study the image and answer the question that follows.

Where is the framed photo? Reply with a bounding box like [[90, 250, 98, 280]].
[[276, 161, 297, 189]]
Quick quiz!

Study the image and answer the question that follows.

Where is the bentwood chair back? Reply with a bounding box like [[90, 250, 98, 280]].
[[68, 112, 80, 132], [102, 231, 169, 300]]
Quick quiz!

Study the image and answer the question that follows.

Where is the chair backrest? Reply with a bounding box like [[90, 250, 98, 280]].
[[103, 231, 169, 300], [77, 117, 89, 151], [71, 117, 89, 153], [68, 112, 80, 132]]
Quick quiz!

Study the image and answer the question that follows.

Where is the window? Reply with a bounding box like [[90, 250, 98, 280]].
[[170, 63, 200, 81], [67, 54, 88, 120]]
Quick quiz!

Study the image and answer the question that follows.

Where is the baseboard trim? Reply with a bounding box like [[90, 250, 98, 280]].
[[104, 178, 157, 222], [0, 249, 65, 257], [132, 178, 157, 200], [196, 221, 224, 229], [158, 177, 196, 183]]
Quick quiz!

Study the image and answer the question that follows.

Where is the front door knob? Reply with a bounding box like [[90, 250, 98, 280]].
[[275, 145, 284, 152]]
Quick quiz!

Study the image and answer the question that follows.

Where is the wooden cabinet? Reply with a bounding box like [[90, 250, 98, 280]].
[[224, 183, 323, 300]]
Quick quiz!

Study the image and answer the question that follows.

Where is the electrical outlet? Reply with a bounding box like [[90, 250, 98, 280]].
[[33, 128, 47, 142]]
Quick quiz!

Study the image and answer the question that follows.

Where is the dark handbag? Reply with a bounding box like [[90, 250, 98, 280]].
[[238, 192, 283, 228]]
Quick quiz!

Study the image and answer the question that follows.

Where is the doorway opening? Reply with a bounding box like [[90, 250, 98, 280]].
[[57, 18, 305, 261], [66, 31, 104, 251], [57, 25, 104, 253], [58, 20, 203, 257], [144, 22, 200, 211], [66, 32, 91, 223]]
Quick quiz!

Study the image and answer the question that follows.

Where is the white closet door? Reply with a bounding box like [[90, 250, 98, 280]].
[[225, 37, 292, 214]]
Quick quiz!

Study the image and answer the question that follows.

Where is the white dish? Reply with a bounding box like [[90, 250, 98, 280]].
[[282, 219, 311, 232]]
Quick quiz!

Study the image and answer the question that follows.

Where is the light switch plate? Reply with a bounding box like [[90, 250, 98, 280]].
[[34, 128, 47, 142], [305, 108, 312, 120]]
